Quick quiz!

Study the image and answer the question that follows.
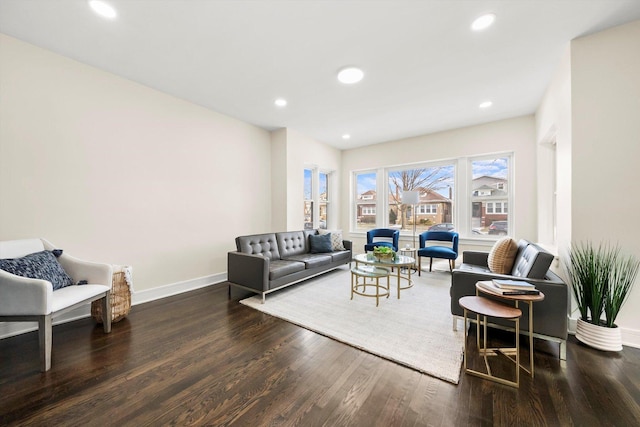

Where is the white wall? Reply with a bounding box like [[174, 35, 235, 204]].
[[570, 20, 640, 343], [0, 34, 272, 292], [280, 128, 342, 231], [535, 46, 572, 253], [270, 128, 288, 232], [341, 116, 538, 252]]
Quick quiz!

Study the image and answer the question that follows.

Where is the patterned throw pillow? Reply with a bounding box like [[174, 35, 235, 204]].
[[318, 229, 346, 251], [0, 250, 74, 290], [487, 237, 519, 274]]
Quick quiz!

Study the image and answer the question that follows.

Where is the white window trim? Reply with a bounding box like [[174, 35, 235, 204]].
[[350, 152, 513, 240]]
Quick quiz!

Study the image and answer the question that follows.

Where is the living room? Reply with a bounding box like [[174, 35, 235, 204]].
[[1, 1, 640, 424]]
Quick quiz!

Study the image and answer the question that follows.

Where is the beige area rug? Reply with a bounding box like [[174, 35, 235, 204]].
[[240, 262, 465, 384]]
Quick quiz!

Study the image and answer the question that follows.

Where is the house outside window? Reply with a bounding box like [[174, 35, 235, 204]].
[[388, 165, 454, 233], [470, 156, 511, 237], [351, 152, 512, 239], [355, 171, 377, 230]]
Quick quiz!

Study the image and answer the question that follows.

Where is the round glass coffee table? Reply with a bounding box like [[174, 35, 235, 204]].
[[353, 253, 416, 298]]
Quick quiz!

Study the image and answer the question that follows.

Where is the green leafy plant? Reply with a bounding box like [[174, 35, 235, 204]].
[[565, 242, 639, 327], [373, 246, 394, 255]]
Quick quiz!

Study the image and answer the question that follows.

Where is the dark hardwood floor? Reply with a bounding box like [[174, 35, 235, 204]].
[[1, 281, 639, 426]]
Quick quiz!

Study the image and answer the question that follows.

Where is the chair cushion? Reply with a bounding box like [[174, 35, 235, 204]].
[[487, 237, 518, 274], [0, 250, 74, 290], [309, 233, 333, 253], [318, 229, 346, 251], [418, 246, 457, 259]]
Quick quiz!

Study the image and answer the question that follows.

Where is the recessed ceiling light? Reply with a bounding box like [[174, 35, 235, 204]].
[[337, 67, 364, 84], [479, 101, 493, 109], [274, 98, 287, 107], [342, 134, 351, 140], [471, 13, 495, 31], [89, 0, 117, 19]]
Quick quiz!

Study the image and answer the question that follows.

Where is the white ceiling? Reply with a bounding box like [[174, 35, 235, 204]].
[[2, 1, 640, 150]]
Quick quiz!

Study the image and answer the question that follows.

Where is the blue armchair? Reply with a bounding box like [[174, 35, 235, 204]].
[[364, 228, 400, 252], [417, 231, 459, 275]]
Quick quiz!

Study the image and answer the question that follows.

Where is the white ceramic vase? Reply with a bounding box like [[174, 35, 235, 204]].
[[576, 318, 622, 351]]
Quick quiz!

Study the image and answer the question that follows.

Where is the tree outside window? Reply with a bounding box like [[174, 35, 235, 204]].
[[388, 166, 454, 232]]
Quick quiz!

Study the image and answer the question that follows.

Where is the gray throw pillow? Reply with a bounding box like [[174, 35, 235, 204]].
[[0, 250, 74, 290], [309, 233, 333, 253]]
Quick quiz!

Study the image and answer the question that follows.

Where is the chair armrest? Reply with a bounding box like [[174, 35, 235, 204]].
[[462, 251, 489, 267], [227, 252, 269, 292], [56, 253, 113, 288], [0, 269, 52, 315]]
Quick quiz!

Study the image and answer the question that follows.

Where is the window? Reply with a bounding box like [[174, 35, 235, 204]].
[[417, 204, 438, 214], [303, 168, 313, 230], [319, 172, 328, 229], [305, 168, 333, 230], [470, 156, 510, 237], [388, 165, 454, 233], [354, 171, 377, 230], [350, 152, 512, 239]]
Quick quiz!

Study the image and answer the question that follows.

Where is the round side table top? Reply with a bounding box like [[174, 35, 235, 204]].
[[459, 296, 522, 319]]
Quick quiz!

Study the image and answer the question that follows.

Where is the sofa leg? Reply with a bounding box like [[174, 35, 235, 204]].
[[38, 315, 52, 372], [429, 258, 433, 272], [452, 317, 458, 331], [560, 340, 567, 361], [261, 293, 266, 304]]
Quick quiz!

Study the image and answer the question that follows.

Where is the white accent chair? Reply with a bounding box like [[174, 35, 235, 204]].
[[0, 238, 112, 371]]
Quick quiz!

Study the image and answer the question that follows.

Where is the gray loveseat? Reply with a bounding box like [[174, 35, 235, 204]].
[[450, 239, 569, 359], [228, 230, 352, 302]]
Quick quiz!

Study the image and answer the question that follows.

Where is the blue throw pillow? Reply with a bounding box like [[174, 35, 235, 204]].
[[309, 233, 333, 253], [0, 250, 74, 290]]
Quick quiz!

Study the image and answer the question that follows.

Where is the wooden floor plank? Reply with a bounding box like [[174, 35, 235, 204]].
[[1, 282, 640, 426]]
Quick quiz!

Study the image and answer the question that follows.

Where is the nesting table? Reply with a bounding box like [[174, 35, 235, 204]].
[[353, 253, 415, 299], [459, 281, 545, 388]]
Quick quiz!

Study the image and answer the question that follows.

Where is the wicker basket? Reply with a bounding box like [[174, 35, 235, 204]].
[[92, 265, 132, 323]]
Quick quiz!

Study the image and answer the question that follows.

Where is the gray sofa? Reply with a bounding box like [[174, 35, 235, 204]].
[[451, 239, 569, 359], [228, 230, 352, 302]]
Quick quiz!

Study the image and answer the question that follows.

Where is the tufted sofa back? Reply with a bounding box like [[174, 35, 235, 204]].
[[276, 231, 308, 258], [236, 233, 281, 260], [511, 240, 554, 279]]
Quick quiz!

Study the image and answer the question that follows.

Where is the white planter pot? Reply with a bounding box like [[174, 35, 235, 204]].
[[576, 318, 622, 351]]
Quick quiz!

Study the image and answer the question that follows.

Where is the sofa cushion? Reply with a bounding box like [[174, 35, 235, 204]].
[[309, 233, 333, 253], [269, 259, 306, 280], [0, 250, 74, 290], [236, 233, 280, 260], [487, 237, 518, 274], [318, 229, 346, 251], [330, 250, 352, 263], [283, 253, 332, 268], [276, 231, 307, 258]]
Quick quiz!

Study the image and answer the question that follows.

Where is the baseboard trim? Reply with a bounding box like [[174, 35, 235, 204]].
[[131, 272, 227, 305], [0, 272, 227, 340]]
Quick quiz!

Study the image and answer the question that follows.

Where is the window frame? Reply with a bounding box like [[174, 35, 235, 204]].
[[350, 152, 514, 240]]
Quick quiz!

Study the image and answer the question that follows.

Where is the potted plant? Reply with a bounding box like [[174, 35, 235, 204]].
[[564, 242, 639, 351], [373, 246, 395, 262]]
